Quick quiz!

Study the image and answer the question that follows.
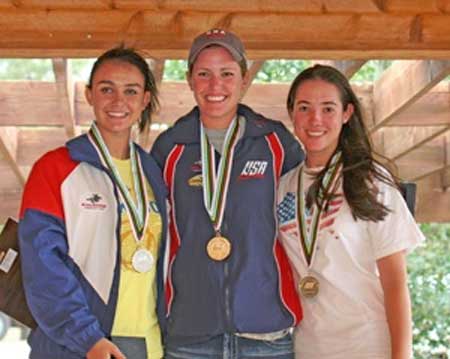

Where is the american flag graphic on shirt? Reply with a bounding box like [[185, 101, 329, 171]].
[[277, 191, 344, 237], [277, 192, 299, 237]]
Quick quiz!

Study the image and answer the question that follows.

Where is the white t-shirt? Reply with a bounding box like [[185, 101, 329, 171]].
[[277, 165, 425, 359]]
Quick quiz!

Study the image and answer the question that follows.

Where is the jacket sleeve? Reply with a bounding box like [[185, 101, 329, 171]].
[[19, 151, 104, 356], [273, 121, 305, 175]]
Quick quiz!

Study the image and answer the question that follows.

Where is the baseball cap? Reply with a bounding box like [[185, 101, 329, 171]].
[[188, 28, 247, 68]]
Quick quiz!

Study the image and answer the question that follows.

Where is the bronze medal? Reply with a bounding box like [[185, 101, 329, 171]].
[[299, 275, 319, 298], [206, 235, 231, 261]]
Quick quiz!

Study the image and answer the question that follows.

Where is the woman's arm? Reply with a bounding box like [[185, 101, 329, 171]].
[[377, 250, 412, 359], [19, 150, 106, 356]]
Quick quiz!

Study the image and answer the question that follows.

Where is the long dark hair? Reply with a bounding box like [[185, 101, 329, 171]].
[[87, 46, 159, 133], [287, 64, 398, 222]]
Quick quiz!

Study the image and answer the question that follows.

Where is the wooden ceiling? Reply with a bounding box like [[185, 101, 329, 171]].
[[0, 0, 450, 223]]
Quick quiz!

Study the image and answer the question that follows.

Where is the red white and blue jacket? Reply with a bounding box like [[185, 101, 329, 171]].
[[151, 104, 304, 346], [18, 134, 168, 359]]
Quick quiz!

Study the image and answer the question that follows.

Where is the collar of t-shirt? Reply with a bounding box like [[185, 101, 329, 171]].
[[203, 115, 246, 155]]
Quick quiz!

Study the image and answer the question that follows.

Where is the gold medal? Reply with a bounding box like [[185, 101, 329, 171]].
[[299, 275, 319, 298], [206, 235, 231, 261]]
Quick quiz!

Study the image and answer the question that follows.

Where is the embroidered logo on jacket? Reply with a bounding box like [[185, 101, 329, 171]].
[[188, 174, 203, 187], [80, 193, 107, 211], [239, 160, 268, 179], [191, 160, 202, 173]]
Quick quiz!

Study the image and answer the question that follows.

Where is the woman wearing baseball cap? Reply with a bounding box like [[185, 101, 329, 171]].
[[151, 29, 304, 358]]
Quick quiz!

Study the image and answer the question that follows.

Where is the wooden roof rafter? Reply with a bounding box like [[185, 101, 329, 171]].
[[0, 1, 450, 58], [390, 126, 450, 162], [52, 58, 76, 138], [0, 126, 25, 186], [371, 60, 450, 131], [147, 58, 165, 86], [440, 135, 450, 189], [242, 60, 265, 95]]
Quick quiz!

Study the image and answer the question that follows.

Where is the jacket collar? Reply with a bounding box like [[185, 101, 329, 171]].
[[66, 133, 145, 171], [171, 104, 277, 144], [66, 133, 102, 167]]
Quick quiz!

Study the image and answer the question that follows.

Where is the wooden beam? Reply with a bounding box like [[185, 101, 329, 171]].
[[113, 0, 382, 13], [313, 60, 367, 78], [147, 59, 165, 86], [0, 190, 22, 223], [0, 127, 25, 185], [393, 127, 450, 161], [371, 60, 450, 132], [1, 10, 450, 58], [408, 160, 450, 183], [5, 1, 450, 14], [415, 173, 450, 223], [441, 169, 450, 191], [386, 82, 450, 127], [0, 82, 65, 126], [383, 0, 450, 14], [394, 138, 444, 180], [52, 58, 76, 138], [242, 60, 264, 95], [441, 136, 450, 190], [17, 127, 67, 166], [2, 1, 116, 10], [383, 126, 450, 161]]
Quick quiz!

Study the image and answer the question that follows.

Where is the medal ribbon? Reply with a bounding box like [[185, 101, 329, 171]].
[[297, 152, 342, 265], [200, 117, 240, 232], [89, 123, 149, 242]]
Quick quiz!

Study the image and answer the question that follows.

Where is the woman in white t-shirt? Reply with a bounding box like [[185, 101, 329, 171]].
[[277, 64, 424, 359]]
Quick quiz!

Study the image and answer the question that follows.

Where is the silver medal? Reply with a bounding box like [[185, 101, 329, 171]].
[[131, 248, 154, 273]]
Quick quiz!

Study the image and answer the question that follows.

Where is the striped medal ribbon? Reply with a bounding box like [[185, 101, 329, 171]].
[[201, 117, 240, 261], [297, 151, 342, 265], [297, 151, 341, 297], [89, 123, 153, 272]]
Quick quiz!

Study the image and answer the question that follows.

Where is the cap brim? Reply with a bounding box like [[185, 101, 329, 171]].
[[189, 41, 244, 66]]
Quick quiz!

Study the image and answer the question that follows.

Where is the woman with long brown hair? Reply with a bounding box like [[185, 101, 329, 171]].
[[278, 64, 424, 359]]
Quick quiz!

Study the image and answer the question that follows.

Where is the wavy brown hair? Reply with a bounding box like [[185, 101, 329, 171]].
[[287, 64, 398, 222]]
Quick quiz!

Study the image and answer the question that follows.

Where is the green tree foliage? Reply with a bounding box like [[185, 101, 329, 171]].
[[255, 60, 311, 83], [350, 60, 392, 83], [163, 60, 188, 81], [0, 59, 94, 81], [409, 223, 450, 359], [0, 59, 54, 81]]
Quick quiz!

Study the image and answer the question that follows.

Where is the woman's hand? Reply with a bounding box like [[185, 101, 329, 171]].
[[86, 338, 126, 359]]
